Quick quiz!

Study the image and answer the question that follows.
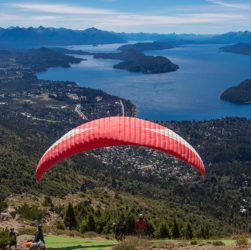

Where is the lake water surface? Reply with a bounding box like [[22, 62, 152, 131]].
[[37, 43, 251, 121]]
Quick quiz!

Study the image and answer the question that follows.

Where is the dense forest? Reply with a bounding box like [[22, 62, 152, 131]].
[[1, 114, 250, 236]]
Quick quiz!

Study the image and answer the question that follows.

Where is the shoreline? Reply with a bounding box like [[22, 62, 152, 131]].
[[37, 45, 251, 122]]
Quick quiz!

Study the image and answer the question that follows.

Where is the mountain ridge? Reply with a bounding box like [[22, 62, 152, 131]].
[[0, 26, 126, 47], [1, 27, 251, 47]]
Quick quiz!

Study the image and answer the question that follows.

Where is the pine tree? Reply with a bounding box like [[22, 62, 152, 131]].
[[126, 214, 135, 234], [64, 203, 77, 230], [185, 223, 193, 239], [199, 225, 210, 239], [0, 228, 11, 250], [172, 219, 180, 238], [86, 214, 96, 232], [159, 222, 170, 238], [111, 178, 117, 188]]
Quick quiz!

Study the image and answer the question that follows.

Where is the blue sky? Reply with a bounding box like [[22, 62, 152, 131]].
[[0, 0, 250, 34]]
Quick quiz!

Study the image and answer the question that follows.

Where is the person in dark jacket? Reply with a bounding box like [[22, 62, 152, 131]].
[[9, 228, 17, 249], [113, 221, 126, 241], [34, 224, 45, 243]]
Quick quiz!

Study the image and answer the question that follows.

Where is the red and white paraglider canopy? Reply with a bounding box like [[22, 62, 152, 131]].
[[35, 116, 205, 182]]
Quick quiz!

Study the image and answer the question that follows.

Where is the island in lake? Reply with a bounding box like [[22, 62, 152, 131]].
[[54, 47, 179, 74], [220, 43, 251, 56], [94, 48, 179, 74], [220, 79, 251, 104], [118, 41, 178, 51]]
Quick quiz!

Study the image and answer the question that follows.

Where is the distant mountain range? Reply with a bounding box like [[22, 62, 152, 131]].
[[118, 30, 251, 44], [0, 27, 126, 47], [204, 31, 251, 44], [1, 26, 251, 47], [117, 32, 212, 41]]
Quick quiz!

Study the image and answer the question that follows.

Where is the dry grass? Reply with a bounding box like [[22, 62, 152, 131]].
[[232, 233, 250, 246], [179, 246, 251, 250], [112, 237, 152, 250]]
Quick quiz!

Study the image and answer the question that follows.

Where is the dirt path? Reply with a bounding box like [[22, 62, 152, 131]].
[[152, 245, 251, 250]]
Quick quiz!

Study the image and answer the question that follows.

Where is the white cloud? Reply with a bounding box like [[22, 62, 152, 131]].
[[0, 2, 250, 33], [0, 13, 64, 27], [207, 0, 251, 9], [4, 2, 246, 25], [0, 12, 248, 28], [115, 13, 246, 26], [0, 13, 24, 21], [7, 3, 117, 15]]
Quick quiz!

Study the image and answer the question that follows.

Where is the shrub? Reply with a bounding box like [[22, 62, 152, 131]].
[[0, 201, 7, 213], [112, 241, 136, 250], [233, 233, 249, 246], [56, 220, 65, 230], [212, 240, 225, 246], [42, 196, 53, 207], [198, 225, 210, 239], [80, 215, 96, 233], [83, 231, 99, 238], [190, 240, 198, 245], [112, 241, 137, 250], [44, 227, 83, 237], [185, 223, 193, 239], [236, 238, 248, 245], [0, 228, 11, 250], [112, 238, 150, 250], [64, 203, 77, 230], [18, 227, 36, 236], [172, 219, 180, 238], [158, 222, 170, 238], [16, 203, 44, 221]]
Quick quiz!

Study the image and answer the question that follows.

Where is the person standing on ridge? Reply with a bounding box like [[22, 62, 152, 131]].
[[34, 224, 45, 243], [9, 228, 17, 250], [135, 214, 148, 236]]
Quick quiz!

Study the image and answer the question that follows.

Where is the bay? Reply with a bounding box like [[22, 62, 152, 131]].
[[37, 43, 251, 121]]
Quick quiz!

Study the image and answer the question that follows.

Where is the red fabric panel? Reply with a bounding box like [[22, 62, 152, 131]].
[[35, 117, 205, 182]]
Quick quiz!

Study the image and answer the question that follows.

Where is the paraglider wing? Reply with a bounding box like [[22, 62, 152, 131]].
[[35, 116, 205, 182]]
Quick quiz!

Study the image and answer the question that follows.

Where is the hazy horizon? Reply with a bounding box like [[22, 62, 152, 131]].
[[0, 25, 250, 36], [0, 0, 251, 34]]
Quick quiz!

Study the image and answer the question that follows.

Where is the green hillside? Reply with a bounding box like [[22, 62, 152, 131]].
[[1, 115, 250, 236]]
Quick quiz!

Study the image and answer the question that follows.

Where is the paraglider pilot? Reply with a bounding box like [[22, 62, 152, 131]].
[[34, 224, 45, 243]]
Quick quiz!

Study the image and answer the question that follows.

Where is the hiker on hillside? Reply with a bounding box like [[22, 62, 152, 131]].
[[34, 224, 45, 244], [9, 228, 17, 249], [135, 214, 148, 236], [27, 224, 46, 250], [113, 221, 126, 241]]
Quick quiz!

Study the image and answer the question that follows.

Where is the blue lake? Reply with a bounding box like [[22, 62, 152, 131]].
[[37, 43, 251, 121]]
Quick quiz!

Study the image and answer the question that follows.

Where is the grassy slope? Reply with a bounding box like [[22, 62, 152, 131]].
[[16, 235, 251, 250], [45, 235, 115, 250], [16, 235, 115, 250], [7, 187, 228, 237], [1, 117, 251, 236]]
